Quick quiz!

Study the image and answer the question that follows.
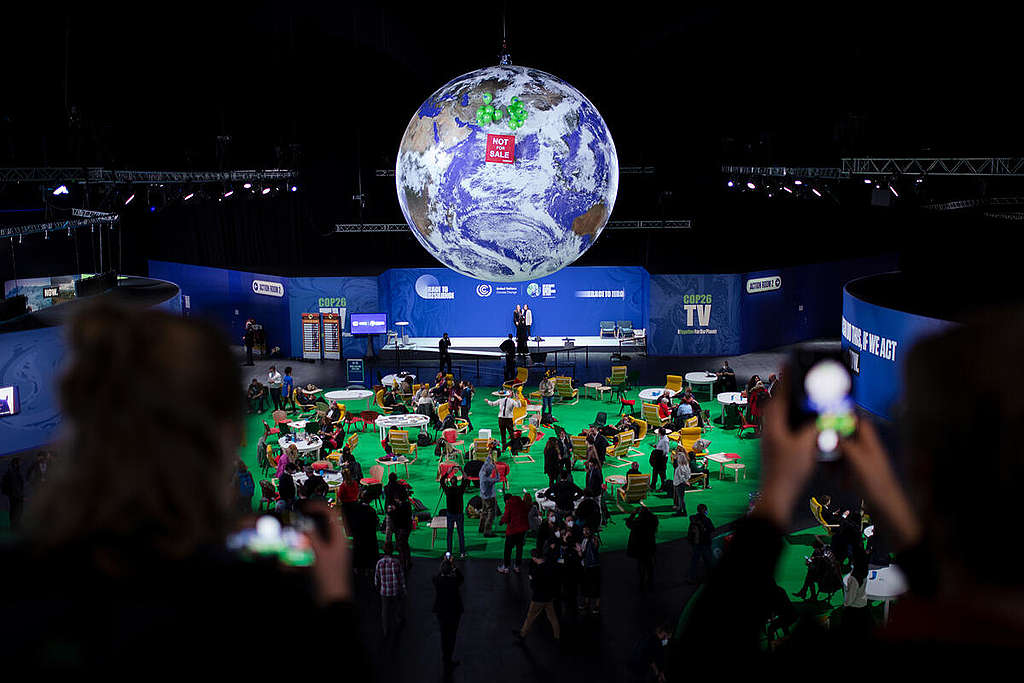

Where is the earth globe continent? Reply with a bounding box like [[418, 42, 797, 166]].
[[396, 65, 618, 282]]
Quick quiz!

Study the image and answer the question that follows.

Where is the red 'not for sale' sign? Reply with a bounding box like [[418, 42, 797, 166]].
[[485, 134, 515, 164]]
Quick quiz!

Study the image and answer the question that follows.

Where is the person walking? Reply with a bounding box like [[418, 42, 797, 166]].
[[649, 429, 671, 492], [438, 332, 453, 375], [513, 548, 561, 643], [266, 365, 283, 411], [1, 457, 25, 532], [626, 503, 659, 590], [538, 370, 555, 421], [486, 390, 521, 453], [686, 503, 715, 583], [478, 456, 499, 537], [389, 496, 414, 572], [498, 492, 530, 574], [579, 525, 602, 615], [499, 334, 517, 382], [672, 451, 691, 516], [433, 553, 464, 675], [440, 467, 469, 559], [374, 542, 406, 638]]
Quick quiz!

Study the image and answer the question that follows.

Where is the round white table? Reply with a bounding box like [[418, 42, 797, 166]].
[[376, 412, 430, 441], [685, 372, 718, 400], [583, 382, 603, 400], [324, 388, 375, 410], [286, 419, 310, 431], [861, 564, 908, 623], [278, 435, 323, 458], [716, 392, 747, 427], [381, 373, 415, 389], [639, 387, 677, 402]]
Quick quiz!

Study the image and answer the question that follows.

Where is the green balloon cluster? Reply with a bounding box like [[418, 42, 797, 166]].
[[475, 93, 529, 130]]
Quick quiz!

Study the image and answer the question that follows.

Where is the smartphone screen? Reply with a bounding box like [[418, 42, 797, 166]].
[[788, 350, 856, 461], [226, 514, 315, 567]]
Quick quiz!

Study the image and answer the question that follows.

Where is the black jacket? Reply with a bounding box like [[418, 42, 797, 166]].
[[432, 569, 464, 617], [439, 337, 451, 357], [440, 476, 469, 514], [528, 559, 559, 602], [499, 338, 516, 357], [625, 508, 658, 559]]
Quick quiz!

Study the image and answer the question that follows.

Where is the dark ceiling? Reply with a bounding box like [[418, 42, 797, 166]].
[[1, 4, 1020, 286]]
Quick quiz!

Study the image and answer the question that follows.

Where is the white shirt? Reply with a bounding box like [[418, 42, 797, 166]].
[[267, 371, 282, 389], [843, 573, 868, 608], [486, 396, 521, 418], [525, 309, 533, 325]]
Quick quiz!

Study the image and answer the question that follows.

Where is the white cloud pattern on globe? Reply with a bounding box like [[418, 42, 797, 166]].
[[396, 65, 618, 282]]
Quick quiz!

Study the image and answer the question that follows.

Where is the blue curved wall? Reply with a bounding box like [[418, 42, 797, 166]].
[[841, 283, 955, 420], [0, 326, 67, 457]]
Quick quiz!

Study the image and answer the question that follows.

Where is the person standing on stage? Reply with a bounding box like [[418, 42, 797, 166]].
[[242, 320, 256, 366], [438, 332, 453, 375], [513, 304, 523, 332], [500, 334, 517, 381], [266, 365, 283, 411], [486, 389, 522, 453], [524, 305, 533, 338], [516, 313, 529, 355]]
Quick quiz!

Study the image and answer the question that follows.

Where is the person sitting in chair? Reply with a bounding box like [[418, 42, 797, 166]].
[[296, 385, 320, 410], [792, 539, 843, 601], [551, 471, 584, 516], [686, 450, 711, 489]]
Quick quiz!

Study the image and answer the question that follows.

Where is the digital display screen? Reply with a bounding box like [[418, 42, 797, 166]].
[[351, 313, 387, 335], [43, 287, 60, 298], [0, 386, 19, 417]]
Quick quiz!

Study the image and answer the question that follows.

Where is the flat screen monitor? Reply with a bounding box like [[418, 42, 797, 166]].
[[0, 385, 19, 417], [350, 313, 387, 335]]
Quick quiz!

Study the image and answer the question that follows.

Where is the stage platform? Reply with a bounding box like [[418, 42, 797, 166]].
[[383, 334, 645, 355]]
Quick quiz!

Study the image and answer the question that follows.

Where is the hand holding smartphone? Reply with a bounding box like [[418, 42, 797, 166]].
[[787, 349, 857, 461]]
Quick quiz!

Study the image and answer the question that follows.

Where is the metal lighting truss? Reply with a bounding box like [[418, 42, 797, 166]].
[[1, 211, 119, 239], [841, 158, 1024, 177], [721, 165, 848, 179], [335, 219, 691, 233], [0, 167, 298, 184]]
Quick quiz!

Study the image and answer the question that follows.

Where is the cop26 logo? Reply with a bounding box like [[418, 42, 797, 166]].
[[526, 283, 540, 297], [476, 284, 493, 298]]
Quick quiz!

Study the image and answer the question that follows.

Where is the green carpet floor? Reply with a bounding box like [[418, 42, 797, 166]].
[[240, 385, 765, 560]]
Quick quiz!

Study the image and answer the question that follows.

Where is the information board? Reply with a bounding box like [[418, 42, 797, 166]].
[[301, 313, 322, 360], [322, 313, 341, 360], [346, 359, 364, 385]]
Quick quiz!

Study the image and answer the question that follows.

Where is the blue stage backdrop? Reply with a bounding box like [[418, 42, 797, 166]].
[[841, 281, 955, 420], [378, 266, 649, 339], [149, 260, 291, 355], [0, 327, 67, 457], [287, 277, 380, 358], [648, 274, 743, 356]]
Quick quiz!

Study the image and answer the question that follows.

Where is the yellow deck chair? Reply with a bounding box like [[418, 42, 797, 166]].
[[388, 429, 417, 460], [810, 497, 840, 535], [615, 473, 651, 511], [555, 376, 579, 405], [629, 417, 648, 441], [571, 435, 590, 467], [665, 375, 683, 393], [503, 367, 529, 390], [642, 402, 669, 429], [605, 365, 627, 389], [345, 432, 359, 453], [375, 390, 394, 415], [472, 438, 494, 461], [670, 427, 705, 454]]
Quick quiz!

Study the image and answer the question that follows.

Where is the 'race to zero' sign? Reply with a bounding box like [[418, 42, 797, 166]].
[[486, 134, 515, 164]]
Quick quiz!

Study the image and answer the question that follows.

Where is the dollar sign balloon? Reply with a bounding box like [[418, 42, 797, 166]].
[[482, 93, 493, 105]]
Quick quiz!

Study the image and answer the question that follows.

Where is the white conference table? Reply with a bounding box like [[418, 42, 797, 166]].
[[861, 564, 908, 623], [324, 389, 375, 411], [638, 387, 678, 402], [381, 373, 416, 388], [376, 412, 430, 441], [278, 435, 323, 458], [685, 372, 718, 400], [716, 391, 747, 426]]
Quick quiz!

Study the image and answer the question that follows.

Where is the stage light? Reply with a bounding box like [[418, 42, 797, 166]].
[[290, 185, 297, 192], [794, 180, 803, 186], [915, 178, 923, 184], [125, 193, 136, 206], [888, 184, 899, 197], [783, 186, 793, 193], [223, 190, 234, 198], [149, 206, 156, 212], [44, 230, 49, 239], [243, 183, 252, 189], [746, 182, 756, 190], [184, 192, 195, 201], [727, 180, 734, 188], [19, 234, 23, 244], [53, 185, 69, 196], [67, 226, 71, 237], [811, 188, 822, 197], [261, 187, 271, 195], [863, 178, 873, 184]]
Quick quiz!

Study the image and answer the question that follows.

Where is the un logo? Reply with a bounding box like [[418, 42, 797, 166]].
[[476, 284, 493, 298]]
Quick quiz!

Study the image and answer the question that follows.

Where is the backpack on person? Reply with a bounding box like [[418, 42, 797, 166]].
[[688, 515, 709, 546], [238, 470, 255, 498]]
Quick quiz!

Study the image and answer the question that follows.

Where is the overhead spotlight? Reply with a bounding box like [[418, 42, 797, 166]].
[[727, 180, 735, 188], [794, 180, 803, 186], [811, 188, 822, 197], [184, 192, 195, 201], [888, 184, 899, 197], [261, 187, 271, 195], [53, 185, 69, 196], [149, 206, 157, 213], [67, 226, 71, 237], [223, 190, 234, 198], [243, 183, 252, 189], [875, 183, 881, 189], [125, 193, 136, 206], [863, 178, 873, 184], [290, 185, 297, 192], [44, 230, 49, 240], [19, 234, 23, 244], [783, 186, 793, 194], [914, 178, 923, 184], [746, 181, 756, 190]]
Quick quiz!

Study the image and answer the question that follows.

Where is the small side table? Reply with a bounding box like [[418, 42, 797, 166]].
[[584, 382, 602, 400], [429, 516, 448, 548], [596, 385, 612, 402]]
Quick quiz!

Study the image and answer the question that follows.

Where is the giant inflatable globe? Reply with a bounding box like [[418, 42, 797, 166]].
[[396, 65, 618, 282]]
